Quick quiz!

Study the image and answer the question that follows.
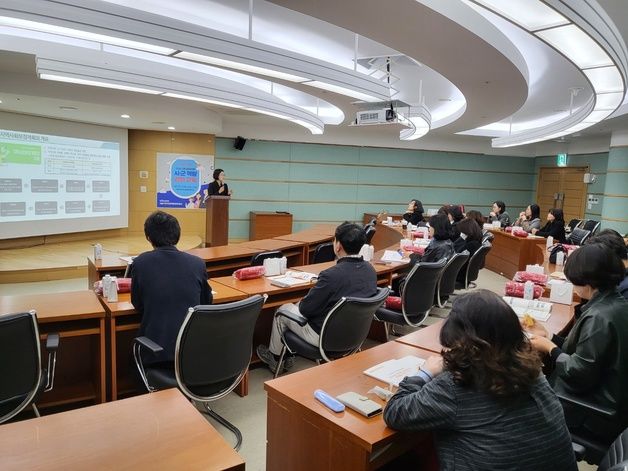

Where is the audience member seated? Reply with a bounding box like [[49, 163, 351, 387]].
[[453, 218, 483, 284], [532, 208, 566, 242], [131, 211, 212, 366], [465, 209, 484, 230], [384, 290, 577, 471], [488, 200, 511, 227], [587, 229, 628, 300], [402, 199, 425, 226], [514, 203, 542, 232], [445, 204, 464, 240], [525, 243, 628, 448], [256, 222, 377, 374]]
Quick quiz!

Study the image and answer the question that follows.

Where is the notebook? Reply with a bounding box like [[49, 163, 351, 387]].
[[502, 296, 552, 321], [363, 355, 426, 387]]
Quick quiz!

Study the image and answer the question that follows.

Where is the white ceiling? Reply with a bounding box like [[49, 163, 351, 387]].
[[0, 0, 626, 156]]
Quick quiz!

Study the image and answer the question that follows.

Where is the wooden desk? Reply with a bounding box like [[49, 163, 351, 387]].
[[484, 230, 546, 279], [250, 211, 293, 240], [100, 282, 248, 401], [237, 239, 306, 267], [87, 254, 128, 288], [396, 298, 576, 352], [187, 245, 262, 277], [0, 291, 106, 407], [0, 389, 244, 471], [265, 341, 434, 471], [370, 223, 404, 251], [273, 232, 334, 264]]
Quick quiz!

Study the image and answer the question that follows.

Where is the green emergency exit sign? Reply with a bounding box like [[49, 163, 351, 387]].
[[557, 153, 568, 167]]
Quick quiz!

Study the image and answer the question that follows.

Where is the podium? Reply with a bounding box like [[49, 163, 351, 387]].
[[205, 196, 230, 247]]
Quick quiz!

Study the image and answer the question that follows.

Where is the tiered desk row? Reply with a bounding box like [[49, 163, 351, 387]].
[[0, 220, 577, 470]]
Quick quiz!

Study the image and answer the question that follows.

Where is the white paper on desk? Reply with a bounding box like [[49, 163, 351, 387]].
[[364, 356, 425, 387], [119, 256, 135, 264], [381, 250, 403, 262], [502, 296, 552, 321]]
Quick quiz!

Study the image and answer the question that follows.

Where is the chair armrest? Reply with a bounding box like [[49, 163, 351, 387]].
[[557, 391, 615, 417], [572, 442, 586, 461], [275, 308, 308, 326], [134, 336, 164, 354], [46, 333, 60, 351]]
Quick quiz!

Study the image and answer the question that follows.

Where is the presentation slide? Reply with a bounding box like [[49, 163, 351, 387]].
[[0, 129, 121, 223]]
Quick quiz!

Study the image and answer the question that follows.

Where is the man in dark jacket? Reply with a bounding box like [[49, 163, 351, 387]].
[[131, 211, 212, 365], [257, 222, 378, 373]]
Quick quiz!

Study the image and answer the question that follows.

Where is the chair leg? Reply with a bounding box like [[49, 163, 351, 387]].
[[274, 346, 288, 379], [202, 403, 243, 451], [32, 404, 40, 418]]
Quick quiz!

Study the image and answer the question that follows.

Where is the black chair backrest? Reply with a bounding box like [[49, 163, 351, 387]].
[[567, 219, 582, 232], [319, 287, 389, 360], [365, 226, 376, 244], [402, 259, 447, 319], [174, 295, 264, 400], [481, 230, 494, 244], [250, 251, 283, 266], [438, 251, 470, 299], [569, 227, 591, 246], [363, 217, 377, 230], [581, 219, 600, 235], [599, 427, 628, 471], [312, 242, 335, 264], [0, 311, 42, 423], [464, 243, 491, 287]]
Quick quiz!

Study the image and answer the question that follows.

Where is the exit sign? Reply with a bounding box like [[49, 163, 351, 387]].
[[557, 153, 568, 167]]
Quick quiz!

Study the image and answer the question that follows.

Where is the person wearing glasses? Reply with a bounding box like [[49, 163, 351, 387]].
[[207, 168, 232, 197]]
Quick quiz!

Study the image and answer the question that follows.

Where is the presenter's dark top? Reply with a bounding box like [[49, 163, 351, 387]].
[[208, 180, 229, 196], [403, 211, 424, 225], [299, 256, 378, 334], [131, 246, 212, 364]]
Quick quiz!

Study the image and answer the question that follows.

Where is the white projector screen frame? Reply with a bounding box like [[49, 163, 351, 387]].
[[0, 111, 128, 239]]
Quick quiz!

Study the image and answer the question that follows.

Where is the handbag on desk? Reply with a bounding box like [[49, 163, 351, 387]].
[[549, 244, 567, 264]]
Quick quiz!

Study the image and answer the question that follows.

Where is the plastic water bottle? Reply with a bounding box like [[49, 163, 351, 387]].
[[556, 251, 565, 266], [523, 280, 534, 300], [102, 274, 112, 298], [108, 276, 118, 302], [546, 235, 554, 249]]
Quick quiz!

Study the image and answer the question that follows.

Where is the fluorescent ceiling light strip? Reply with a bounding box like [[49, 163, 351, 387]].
[[536, 25, 613, 69], [0, 16, 175, 55], [585, 109, 613, 122], [0, 25, 100, 49], [162, 92, 243, 109], [584, 67, 624, 93], [243, 107, 323, 135], [39, 73, 162, 94], [304, 81, 381, 102], [174, 51, 308, 83], [470, 0, 568, 31], [594, 92, 624, 109]]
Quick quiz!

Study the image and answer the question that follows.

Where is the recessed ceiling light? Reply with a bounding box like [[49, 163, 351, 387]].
[[152, 121, 166, 124], [120, 114, 131, 119], [167, 126, 175, 130], [59, 106, 78, 111], [438, 98, 452, 102]]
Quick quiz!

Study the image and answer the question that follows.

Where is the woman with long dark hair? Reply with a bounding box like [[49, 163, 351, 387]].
[[384, 290, 576, 471], [514, 203, 541, 232], [532, 208, 565, 242], [402, 199, 424, 225]]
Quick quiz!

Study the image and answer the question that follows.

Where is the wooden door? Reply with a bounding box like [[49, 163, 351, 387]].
[[536, 167, 587, 223]]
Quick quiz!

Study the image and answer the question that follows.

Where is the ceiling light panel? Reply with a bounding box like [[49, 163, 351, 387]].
[[583, 67, 624, 93], [304, 81, 380, 102], [470, 0, 568, 31], [162, 92, 244, 109], [536, 24, 613, 69], [38, 73, 162, 94], [593, 92, 624, 110]]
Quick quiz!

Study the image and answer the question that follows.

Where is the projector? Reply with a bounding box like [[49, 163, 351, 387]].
[[355, 107, 397, 125]]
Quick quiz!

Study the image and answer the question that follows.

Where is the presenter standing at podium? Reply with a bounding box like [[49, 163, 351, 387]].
[[207, 168, 232, 197]]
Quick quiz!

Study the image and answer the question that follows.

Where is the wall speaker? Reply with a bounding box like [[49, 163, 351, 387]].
[[234, 136, 247, 151]]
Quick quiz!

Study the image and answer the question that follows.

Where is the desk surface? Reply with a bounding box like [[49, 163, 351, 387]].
[[186, 244, 260, 261], [0, 290, 105, 322], [211, 274, 315, 296], [265, 341, 432, 451], [0, 389, 244, 471], [274, 232, 333, 245], [396, 298, 575, 352], [236, 238, 305, 252]]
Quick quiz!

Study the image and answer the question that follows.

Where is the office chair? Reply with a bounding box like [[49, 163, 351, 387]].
[[567, 219, 582, 233], [435, 251, 469, 308], [365, 226, 376, 244], [481, 230, 494, 244], [581, 219, 601, 235], [0, 311, 59, 424], [376, 259, 447, 330], [274, 288, 389, 378], [456, 243, 491, 289], [598, 427, 628, 471], [133, 295, 265, 450], [557, 391, 619, 465], [250, 250, 284, 266], [568, 227, 591, 246], [311, 242, 335, 264], [363, 217, 377, 229]]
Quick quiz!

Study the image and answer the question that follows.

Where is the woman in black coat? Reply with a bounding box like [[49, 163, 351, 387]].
[[532, 208, 566, 243], [402, 199, 424, 226], [207, 168, 232, 197]]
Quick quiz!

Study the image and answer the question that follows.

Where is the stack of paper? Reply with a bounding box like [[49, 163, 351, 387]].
[[269, 272, 317, 288], [363, 355, 426, 387], [381, 250, 403, 262], [502, 296, 552, 321]]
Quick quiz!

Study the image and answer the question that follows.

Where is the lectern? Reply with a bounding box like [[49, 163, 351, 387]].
[[205, 196, 230, 247]]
